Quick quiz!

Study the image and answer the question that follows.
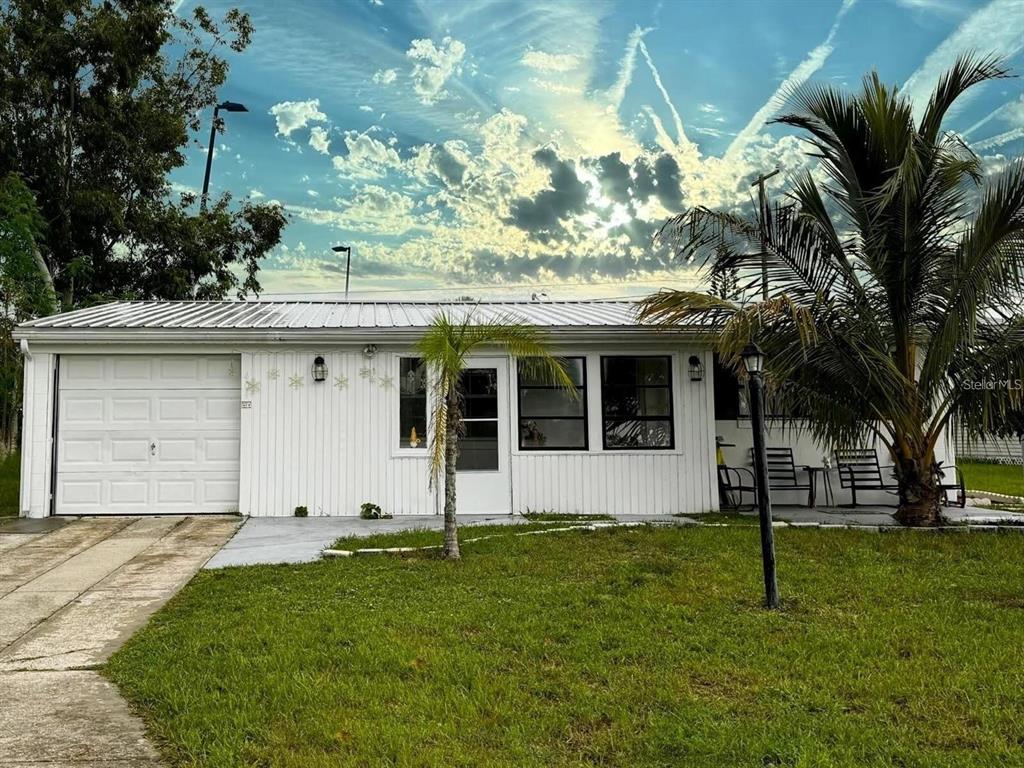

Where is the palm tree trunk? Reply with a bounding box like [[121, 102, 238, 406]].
[[894, 453, 943, 527], [441, 392, 460, 560]]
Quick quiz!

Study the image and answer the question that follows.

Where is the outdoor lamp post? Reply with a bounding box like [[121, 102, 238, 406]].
[[332, 245, 353, 298], [742, 342, 780, 609], [201, 100, 248, 211]]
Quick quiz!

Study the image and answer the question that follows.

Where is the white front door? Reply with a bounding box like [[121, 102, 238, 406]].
[[455, 357, 511, 515], [54, 354, 241, 515]]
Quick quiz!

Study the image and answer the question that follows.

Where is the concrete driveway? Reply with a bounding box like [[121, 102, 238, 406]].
[[0, 515, 240, 767]]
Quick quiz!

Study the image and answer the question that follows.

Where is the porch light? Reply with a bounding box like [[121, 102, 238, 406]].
[[741, 343, 765, 375], [688, 355, 704, 382], [363, 344, 378, 359], [311, 355, 327, 382]]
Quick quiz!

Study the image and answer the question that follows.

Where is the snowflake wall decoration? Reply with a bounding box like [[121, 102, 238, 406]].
[[268, 367, 279, 380], [377, 375, 394, 390], [359, 366, 375, 380], [244, 378, 260, 394], [334, 375, 348, 390], [288, 374, 304, 389]]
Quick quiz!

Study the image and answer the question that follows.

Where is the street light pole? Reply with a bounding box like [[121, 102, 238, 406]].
[[750, 169, 780, 302], [201, 100, 248, 211], [332, 245, 353, 298], [742, 342, 780, 609]]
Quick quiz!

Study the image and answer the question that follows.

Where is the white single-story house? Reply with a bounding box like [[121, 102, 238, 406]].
[[13, 299, 954, 518]]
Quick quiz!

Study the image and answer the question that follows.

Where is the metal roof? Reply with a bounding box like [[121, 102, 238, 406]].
[[20, 299, 655, 331]]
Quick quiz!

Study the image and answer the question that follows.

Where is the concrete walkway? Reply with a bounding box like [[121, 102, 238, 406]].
[[0, 515, 240, 767]]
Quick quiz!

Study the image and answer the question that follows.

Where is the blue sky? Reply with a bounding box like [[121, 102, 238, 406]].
[[171, 0, 1024, 299]]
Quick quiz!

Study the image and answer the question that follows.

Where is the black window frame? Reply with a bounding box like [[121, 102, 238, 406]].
[[516, 356, 588, 451], [397, 356, 428, 450], [600, 355, 675, 451]]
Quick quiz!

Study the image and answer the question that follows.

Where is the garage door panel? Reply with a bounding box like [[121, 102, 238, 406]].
[[60, 355, 241, 390], [56, 354, 240, 515]]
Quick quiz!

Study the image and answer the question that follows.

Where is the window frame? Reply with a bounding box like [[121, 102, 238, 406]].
[[516, 356, 589, 451], [395, 356, 429, 454], [599, 354, 675, 451]]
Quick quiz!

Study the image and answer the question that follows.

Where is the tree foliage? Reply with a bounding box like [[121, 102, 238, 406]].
[[416, 312, 575, 559], [0, 173, 54, 454], [640, 54, 1024, 526], [0, 0, 287, 307]]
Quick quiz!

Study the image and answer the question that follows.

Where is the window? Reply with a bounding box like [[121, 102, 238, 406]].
[[458, 368, 499, 470], [517, 357, 587, 450], [399, 358, 427, 449], [601, 356, 674, 449]]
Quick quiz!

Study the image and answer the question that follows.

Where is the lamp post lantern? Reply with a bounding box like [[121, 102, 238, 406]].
[[201, 100, 248, 211], [332, 245, 353, 298], [742, 342, 780, 609]]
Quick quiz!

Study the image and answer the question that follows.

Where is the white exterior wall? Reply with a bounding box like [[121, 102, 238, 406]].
[[19, 351, 57, 518], [239, 348, 436, 517], [238, 344, 719, 517], [511, 348, 718, 516]]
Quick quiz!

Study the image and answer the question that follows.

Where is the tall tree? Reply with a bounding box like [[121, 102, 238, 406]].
[[0, 0, 286, 307], [417, 312, 575, 559], [640, 55, 1024, 526], [0, 173, 55, 454]]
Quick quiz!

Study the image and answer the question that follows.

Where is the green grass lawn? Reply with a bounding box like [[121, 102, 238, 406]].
[[107, 526, 1024, 768], [959, 460, 1024, 497], [0, 451, 19, 517]]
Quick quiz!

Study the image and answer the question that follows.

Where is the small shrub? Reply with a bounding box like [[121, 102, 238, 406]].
[[359, 502, 391, 520], [294, 506, 309, 518]]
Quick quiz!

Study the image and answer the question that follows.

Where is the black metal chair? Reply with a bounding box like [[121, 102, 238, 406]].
[[717, 464, 757, 510], [751, 447, 814, 506], [834, 448, 898, 506], [937, 462, 966, 508]]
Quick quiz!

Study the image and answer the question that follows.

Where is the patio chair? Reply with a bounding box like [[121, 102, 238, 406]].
[[937, 462, 966, 508], [750, 447, 814, 507], [834, 448, 898, 507], [717, 464, 756, 510]]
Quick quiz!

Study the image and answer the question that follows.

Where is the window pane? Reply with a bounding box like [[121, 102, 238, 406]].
[[604, 419, 673, 449], [518, 357, 585, 387], [520, 418, 586, 449], [519, 387, 584, 417], [602, 387, 671, 417], [399, 358, 427, 449], [461, 367, 498, 419], [457, 420, 498, 470], [602, 356, 670, 387]]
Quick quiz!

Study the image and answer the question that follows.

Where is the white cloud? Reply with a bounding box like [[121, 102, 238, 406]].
[[903, 0, 1024, 118], [372, 68, 398, 85], [331, 129, 403, 179], [726, 0, 856, 162], [309, 126, 331, 155], [249, 188, 265, 199], [268, 98, 328, 137], [358, 105, 374, 112], [406, 37, 466, 105], [521, 50, 581, 73], [607, 26, 653, 112], [307, 189, 320, 197], [972, 126, 1024, 151]]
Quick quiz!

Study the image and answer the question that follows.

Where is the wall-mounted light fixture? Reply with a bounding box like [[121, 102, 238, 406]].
[[311, 355, 327, 382], [688, 355, 705, 382], [362, 344, 378, 359]]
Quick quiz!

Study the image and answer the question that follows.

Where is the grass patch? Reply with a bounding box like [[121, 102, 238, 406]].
[[960, 460, 1024, 497], [330, 521, 571, 551], [521, 511, 615, 522], [107, 526, 1024, 767], [0, 452, 19, 517]]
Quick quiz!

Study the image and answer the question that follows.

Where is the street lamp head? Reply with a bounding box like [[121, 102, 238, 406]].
[[217, 101, 248, 112], [332, 245, 352, 254], [741, 342, 765, 375]]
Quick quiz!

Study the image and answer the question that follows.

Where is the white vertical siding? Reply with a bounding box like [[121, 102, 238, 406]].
[[19, 352, 56, 518], [239, 349, 435, 516], [510, 347, 717, 516]]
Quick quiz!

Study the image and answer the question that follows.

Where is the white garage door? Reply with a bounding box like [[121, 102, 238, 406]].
[[55, 354, 241, 515]]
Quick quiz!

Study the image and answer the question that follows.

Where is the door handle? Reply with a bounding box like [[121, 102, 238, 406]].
[[149, 441, 156, 456]]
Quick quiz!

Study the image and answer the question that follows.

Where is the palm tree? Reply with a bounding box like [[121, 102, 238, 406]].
[[640, 54, 1024, 526], [417, 310, 576, 559]]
